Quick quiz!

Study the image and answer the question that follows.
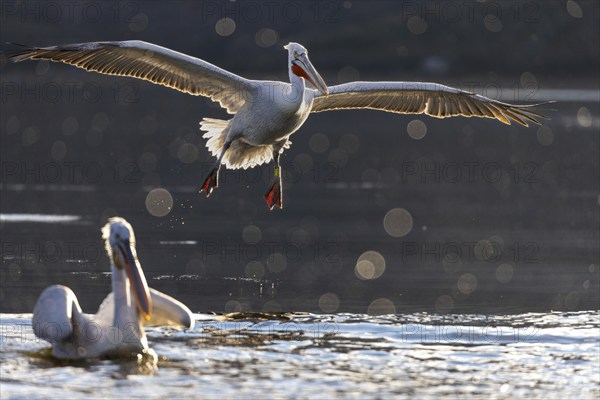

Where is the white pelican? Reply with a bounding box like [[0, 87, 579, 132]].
[[32, 217, 194, 359], [10, 41, 550, 209]]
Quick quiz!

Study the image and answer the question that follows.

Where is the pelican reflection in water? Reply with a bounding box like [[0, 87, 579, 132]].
[[10, 41, 551, 209], [32, 217, 194, 359]]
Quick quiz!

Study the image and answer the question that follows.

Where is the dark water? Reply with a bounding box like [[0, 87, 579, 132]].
[[1, 94, 599, 315], [1, 311, 599, 399]]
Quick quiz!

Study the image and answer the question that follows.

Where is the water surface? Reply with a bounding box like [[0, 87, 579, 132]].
[[1, 311, 598, 399]]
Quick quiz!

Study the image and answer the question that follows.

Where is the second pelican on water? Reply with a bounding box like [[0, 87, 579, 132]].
[[32, 217, 194, 359], [10, 41, 550, 209]]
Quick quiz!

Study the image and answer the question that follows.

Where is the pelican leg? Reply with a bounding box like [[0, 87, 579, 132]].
[[265, 144, 285, 210], [200, 141, 231, 196]]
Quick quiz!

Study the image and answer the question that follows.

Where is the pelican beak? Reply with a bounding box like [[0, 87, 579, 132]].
[[292, 54, 329, 96], [114, 241, 152, 320]]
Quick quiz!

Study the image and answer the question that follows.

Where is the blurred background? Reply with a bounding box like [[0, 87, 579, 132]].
[[1, 0, 598, 314]]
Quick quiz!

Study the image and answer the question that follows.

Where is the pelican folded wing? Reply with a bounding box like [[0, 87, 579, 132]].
[[32, 285, 82, 343]]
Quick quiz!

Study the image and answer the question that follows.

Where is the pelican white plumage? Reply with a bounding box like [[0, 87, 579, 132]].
[[10, 41, 550, 209], [32, 217, 194, 359]]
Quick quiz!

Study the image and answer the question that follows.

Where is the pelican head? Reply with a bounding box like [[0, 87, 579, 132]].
[[284, 42, 328, 96], [102, 217, 152, 320]]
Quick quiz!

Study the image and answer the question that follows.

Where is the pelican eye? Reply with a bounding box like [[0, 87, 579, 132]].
[[293, 50, 299, 57]]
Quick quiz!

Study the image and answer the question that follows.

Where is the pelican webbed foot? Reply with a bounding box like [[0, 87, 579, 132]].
[[265, 162, 283, 210], [265, 180, 282, 209], [200, 167, 219, 196]]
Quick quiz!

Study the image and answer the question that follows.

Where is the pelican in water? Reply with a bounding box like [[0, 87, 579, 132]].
[[10, 41, 550, 209], [32, 217, 194, 359]]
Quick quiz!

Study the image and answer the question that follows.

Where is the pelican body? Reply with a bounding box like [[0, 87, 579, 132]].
[[32, 217, 193, 359], [9, 41, 550, 209]]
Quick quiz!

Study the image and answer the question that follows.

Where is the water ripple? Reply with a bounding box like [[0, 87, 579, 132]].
[[1, 311, 598, 399]]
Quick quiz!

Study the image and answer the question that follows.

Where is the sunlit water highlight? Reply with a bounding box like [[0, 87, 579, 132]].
[[1, 311, 598, 399], [0, 214, 82, 223]]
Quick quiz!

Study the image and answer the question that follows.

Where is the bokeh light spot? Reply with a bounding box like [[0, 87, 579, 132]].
[[266, 252, 287, 273], [356, 260, 375, 279], [244, 261, 265, 280], [435, 295, 454, 313], [8, 263, 21, 280], [383, 208, 413, 237], [564, 291, 579, 309], [255, 28, 278, 47], [294, 153, 314, 173], [520, 72, 537, 87], [484, 14, 503, 32], [361, 168, 380, 184], [215, 18, 236, 36], [407, 119, 427, 140], [51, 140, 67, 161], [177, 143, 198, 164], [442, 254, 463, 274], [318, 293, 340, 313], [496, 263, 514, 283], [582, 280, 590, 290], [35, 60, 49, 76], [262, 300, 281, 312], [566, 0, 583, 18], [22, 126, 40, 147], [129, 13, 149, 32], [242, 225, 262, 244], [224, 300, 242, 313], [339, 134, 360, 154], [577, 106, 592, 127], [474, 240, 500, 261], [536, 126, 554, 146], [355, 251, 386, 280], [457, 273, 478, 295], [367, 298, 396, 315], [186, 258, 207, 277], [407, 16, 427, 35], [328, 148, 348, 167], [145, 188, 173, 217]]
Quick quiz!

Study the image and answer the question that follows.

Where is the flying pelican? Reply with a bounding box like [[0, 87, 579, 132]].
[[32, 217, 194, 359], [9, 41, 550, 209]]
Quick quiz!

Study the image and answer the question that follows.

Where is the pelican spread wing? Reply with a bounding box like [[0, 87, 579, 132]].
[[9, 40, 252, 114], [11, 40, 555, 209], [312, 82, 549, 126], [146, 289, 194, 328], [96, 288, 194, 329]]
